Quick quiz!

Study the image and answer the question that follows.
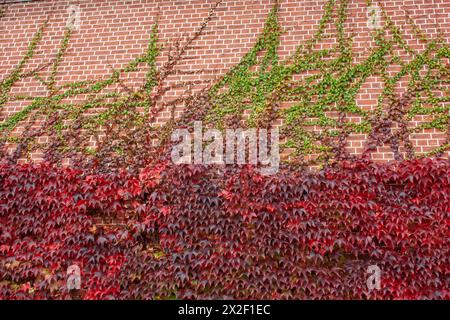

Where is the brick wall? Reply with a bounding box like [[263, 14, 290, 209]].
[[0, 0, 449, 162]]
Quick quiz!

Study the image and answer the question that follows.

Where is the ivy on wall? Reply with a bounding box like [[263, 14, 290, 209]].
[[0, 158, 448, 299], [0, 0, 448, 169], [0, 0, 449, 300]]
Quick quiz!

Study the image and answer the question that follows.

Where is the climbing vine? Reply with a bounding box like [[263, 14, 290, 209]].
[[0, 0, 448, 169], [0, 0, 449, 301], [1, 158, 448, 299]]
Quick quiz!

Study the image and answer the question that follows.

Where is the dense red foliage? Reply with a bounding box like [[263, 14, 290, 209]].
[[0, 158, 448, 299]]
